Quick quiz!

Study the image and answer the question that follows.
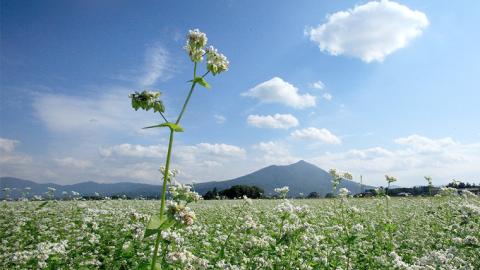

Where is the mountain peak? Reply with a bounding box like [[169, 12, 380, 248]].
[[294, 160, 309, 165]]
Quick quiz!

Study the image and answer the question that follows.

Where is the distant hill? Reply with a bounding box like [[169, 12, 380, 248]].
[[0, 177, 162, 199], [193, 160, 373, 197], [1, 160, 373, 199]]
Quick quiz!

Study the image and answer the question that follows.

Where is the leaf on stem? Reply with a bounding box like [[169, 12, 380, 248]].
[[193, 77, 211, 89], [144, 214, 176, 238], [143, 122, 184, 132]]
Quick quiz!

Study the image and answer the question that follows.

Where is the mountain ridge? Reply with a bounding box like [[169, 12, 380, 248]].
[[1, 160, 373, 199]]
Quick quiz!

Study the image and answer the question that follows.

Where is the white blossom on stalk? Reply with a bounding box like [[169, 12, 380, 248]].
[[160, 166, 179, 180], [338, 188, 350, 198], [385, 175, 397, 184], [206, 46, 229, 75], [274, 186, 289, 198], [167, 201, 196, 226], [185, 29, 207, 62], [168, 184, 201, 203]]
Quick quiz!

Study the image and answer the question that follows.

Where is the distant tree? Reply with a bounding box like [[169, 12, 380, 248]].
[[307, 192, 320, 199], [218, 185, 263, 199], [203, 187, 219, 200], [325, 193, 335, 198]]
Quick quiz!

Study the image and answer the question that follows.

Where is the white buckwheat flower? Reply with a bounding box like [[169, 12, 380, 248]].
[[185, 29, 207, 62], [206, 46, 229, 75]]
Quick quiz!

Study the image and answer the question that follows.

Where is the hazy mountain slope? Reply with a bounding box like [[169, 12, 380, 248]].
[[1, 160, 372, 199]]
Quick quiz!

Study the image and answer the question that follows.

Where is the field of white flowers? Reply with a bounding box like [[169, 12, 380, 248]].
[[1, 192, 479, 270]]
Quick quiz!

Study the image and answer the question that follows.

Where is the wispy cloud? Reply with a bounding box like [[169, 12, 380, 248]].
[[140, 43, 172, 86], [214, 114, 226, 124]]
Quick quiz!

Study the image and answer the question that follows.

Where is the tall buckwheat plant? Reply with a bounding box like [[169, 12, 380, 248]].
[[129, 29, 228, 270]]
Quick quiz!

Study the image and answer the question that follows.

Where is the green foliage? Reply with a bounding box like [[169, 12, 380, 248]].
[[129, 91, 165, 113], [212, 185, 264, 199]]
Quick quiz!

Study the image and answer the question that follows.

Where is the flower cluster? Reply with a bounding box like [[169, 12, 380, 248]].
[[184, 29, 229, 76], [168, 184, 201, 204], [129, 91, 165, 113], [159, 166, 179, 183], [385, 174, 397, 184], [329, 169, 353, 191], [185, 29, 208, 62], [424, 176, 433, 186], [274, 186, 289, 198], [206, 46, 229, 75], [167, 201, 196, 226], [338, 187, 350, 198]]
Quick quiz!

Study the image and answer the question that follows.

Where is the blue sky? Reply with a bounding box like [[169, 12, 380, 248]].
[[1, 0, 479, 187]]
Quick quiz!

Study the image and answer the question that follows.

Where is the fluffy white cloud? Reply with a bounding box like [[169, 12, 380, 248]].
[[253, 141, 298, 165], [306, 0, 429, 62], [290, 127, 342, 145], [242, 77, 316, 109], [0, 137, 31, 164], [140, 43, 171, 86], [247, 114, 299, 129], [311, 134, 480, 186], [54, 157, 92, 169]]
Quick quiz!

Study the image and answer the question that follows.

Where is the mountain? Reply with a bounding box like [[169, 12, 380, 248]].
[[0, 177, 162, 199], [193, 160, 373, 197], [1, 161, 373, 199]]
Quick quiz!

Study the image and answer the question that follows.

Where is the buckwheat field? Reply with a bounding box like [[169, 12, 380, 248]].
[[2, 191, 479, 269]]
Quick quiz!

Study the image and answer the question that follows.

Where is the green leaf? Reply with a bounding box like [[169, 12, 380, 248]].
[[143, 122, 184, 132], [144, 214, 176, 238], [36, 201, 48, 210], [193, 77, 211, 89], [144, 214, 165, 238]]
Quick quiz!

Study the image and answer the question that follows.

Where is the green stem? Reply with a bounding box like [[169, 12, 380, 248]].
[[150, 129, 175, 270], [150, 62, 201, 270], [176, 62, 197, 124]]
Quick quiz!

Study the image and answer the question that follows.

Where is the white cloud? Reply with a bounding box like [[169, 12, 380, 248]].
[[253, 141, 298, 165], [214, 114, 226, 124], [322, 93, 332, 101], [140, 43, 171, 86], [290, 127, 342, 145], [33, 88, 159, 135], [54, 157, 92, 169], [98, 142, 247, 183], [394, 134, 457, 154], [247, 114, 299, 129], [310, 80, 325, 90], [189, 143, 246, 159], [0, 138, 17, 153], [242, 77, 316, 109], [0, 137, 31, 165], [306, 0, 429, 62], [99, 143, 166, 158], [311, 134, 480, 186]]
